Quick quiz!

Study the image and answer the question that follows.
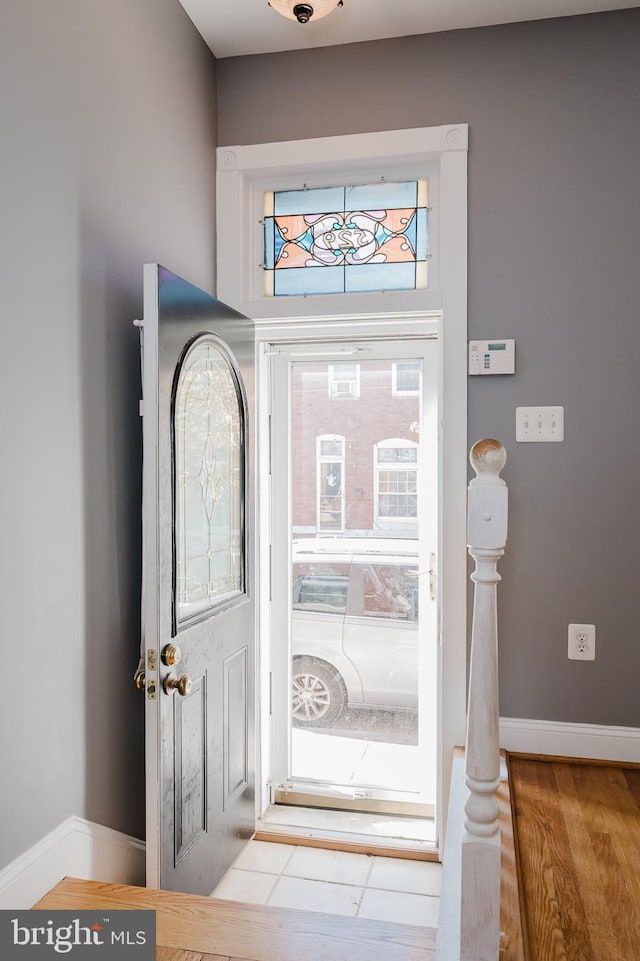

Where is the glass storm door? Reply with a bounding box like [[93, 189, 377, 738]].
[[140, 265, 255, 894], [269, 338, 438, 814]]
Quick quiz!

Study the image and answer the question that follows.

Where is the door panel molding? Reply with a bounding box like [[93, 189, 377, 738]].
[[224, 646, 249, 809], [174, 673, 207, 866]]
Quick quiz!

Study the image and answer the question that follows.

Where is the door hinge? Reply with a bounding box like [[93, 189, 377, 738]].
[[139, 399, 144, 417]]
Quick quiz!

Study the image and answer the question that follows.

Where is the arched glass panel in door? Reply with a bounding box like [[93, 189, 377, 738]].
[[173, 334, 246, 628]]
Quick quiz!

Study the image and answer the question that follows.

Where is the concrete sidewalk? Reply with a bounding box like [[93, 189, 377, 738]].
[[292, 726, 436, 803]]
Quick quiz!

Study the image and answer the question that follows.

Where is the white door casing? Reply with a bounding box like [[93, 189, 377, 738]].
[[217, 125, 467, 848]]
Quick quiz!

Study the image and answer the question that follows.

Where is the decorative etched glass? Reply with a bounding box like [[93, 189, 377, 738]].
[[173, 336, 245, 626], [263, 179, 429, 296]]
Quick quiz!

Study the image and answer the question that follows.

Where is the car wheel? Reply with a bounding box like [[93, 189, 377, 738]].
[[291, 658, 346, 727]]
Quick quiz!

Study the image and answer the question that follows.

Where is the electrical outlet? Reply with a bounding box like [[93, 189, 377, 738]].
[[568, 623, 595, 661]]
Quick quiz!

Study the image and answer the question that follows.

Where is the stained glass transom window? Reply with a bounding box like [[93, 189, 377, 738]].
[[263, 179, 429, 297], [173, 336, 245, 626]]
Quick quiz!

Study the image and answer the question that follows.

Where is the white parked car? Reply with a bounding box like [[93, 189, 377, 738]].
[[290, 538, 420, 727]]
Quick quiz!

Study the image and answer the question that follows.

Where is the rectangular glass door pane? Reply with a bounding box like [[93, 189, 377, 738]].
[[288, 355, 435, 803]]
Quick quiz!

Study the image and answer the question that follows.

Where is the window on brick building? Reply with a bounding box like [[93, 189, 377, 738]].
[[374, 438, 418, 521], [328, 363, 360, 398], [316, 434, 345, 531], [392, 361, 421, 396]]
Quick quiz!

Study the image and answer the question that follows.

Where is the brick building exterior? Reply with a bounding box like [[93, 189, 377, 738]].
[[291, 360, 420, 538]]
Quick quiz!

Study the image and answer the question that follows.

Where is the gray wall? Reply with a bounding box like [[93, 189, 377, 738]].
[[217, 11, 640, 728], [0, 0, 218, 868]]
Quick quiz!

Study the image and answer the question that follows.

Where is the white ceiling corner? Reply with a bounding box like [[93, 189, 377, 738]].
[[178, 0, 639, 59]]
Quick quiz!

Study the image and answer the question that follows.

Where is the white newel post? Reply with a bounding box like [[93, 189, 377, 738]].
[[461, 439, 508, 961]]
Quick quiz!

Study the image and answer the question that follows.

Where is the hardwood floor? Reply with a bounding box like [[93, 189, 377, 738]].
[[509, 755, 640, 961], [157, 951, 229, 961], [34, 877, 436, 961], [498, 759, 525, 961]]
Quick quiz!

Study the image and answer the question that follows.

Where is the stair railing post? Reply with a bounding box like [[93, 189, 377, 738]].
[[461, 439, 508, 961]]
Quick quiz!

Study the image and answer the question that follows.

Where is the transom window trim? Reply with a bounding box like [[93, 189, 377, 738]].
[[216, 124, 468, 320]]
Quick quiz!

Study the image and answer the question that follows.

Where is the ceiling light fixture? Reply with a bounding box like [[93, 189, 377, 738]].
[[268, 0, 344, 25]]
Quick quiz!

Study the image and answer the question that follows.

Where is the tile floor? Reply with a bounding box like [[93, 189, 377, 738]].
[[211, 840, 441, 927]]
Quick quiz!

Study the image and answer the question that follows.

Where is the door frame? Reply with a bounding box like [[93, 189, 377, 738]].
[[217, 125, 468, 850], [265, 330, 439, 809], [141, 267, 161, 888], [255, 310, 463, 853]]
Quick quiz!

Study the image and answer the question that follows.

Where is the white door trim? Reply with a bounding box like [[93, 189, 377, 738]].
[[216, 123, 467, 323], [141, 264, 161, 889], [217, 125, 468, 850], [266, 332, 439, 806]]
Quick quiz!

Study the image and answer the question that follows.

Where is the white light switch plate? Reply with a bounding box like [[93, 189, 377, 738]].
[[516, 406, 564, 442]]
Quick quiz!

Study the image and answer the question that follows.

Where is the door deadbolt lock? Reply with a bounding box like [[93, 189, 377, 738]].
[[136, 671, 157, 700], [163, 674, 192, 697], [161, 644, 181, 666]]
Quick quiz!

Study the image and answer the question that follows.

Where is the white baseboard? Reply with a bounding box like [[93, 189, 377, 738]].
[[500, 716, 640, 763], [0, 817, 145, 909]]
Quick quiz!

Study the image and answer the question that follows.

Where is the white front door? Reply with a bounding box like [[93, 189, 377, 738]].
[[268, 336, 439, 812], [140, 265, 256, 893]]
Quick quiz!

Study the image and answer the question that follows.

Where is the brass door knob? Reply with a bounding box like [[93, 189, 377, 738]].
[[163, 673, 192, 697], [134, 671, 146, 692], [161, 643, 181, 666]]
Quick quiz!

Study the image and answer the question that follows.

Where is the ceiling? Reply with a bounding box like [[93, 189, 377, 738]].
[[178, 0, 638, 58]]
